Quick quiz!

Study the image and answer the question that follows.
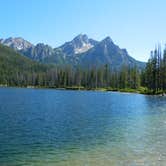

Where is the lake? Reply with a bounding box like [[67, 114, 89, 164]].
[[0, 87, 166, 165]]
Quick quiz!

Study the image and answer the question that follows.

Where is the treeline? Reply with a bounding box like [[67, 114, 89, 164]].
[[0, 43, 166, 94], [0, 64, 141, 90], [142, 45, 166, 94]]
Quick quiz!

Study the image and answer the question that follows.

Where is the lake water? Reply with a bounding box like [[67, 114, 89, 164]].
[[0, 88, 166, 166]]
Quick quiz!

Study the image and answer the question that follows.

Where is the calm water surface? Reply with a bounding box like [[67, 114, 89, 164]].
[[0, 87, 166, 166]]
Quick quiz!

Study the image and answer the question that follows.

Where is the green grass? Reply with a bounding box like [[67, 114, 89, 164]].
[[1, 83, 165, 95]]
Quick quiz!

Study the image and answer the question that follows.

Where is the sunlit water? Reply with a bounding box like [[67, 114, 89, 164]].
[[0, 88, 166, 166]]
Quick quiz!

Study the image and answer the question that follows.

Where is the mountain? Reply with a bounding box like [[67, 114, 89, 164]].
[[0, 44, 47, 83], [60, 34, 98, 56], [76, 37, 144, 69], [0, 44, 46, 75], [0, 37, 33, 50], [20, 43, 54, 61], [19, 43, 65, 64], [0, 35, 145, 69]]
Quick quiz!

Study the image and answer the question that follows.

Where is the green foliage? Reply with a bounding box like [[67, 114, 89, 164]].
[[0, 43, 142, 91], [142, 45, 166, 94], [0, 44, 47, 86], [0, 44, 142, 90], [1, 43, 165, 95]]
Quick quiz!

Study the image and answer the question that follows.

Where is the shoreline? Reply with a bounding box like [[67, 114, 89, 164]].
[[0, 85, 165, 96]]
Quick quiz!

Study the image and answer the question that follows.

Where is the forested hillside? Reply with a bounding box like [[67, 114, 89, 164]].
[[0, 44, 165, 94], [0, 35, 145, 70], [0, 44, 47, 86]]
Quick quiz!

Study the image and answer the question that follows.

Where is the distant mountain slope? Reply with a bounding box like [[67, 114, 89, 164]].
[[0, 44, 47, 82], [0, 34, 145, 69], [20, 43, 65, 64], [76, 37, 145, 69], [0, 37, 33, 50]]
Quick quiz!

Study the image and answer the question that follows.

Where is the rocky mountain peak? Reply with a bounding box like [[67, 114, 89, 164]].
[[60, 34, 98, 55], [101, 36, 113, 44], [0, 37, 33, 50], [73, 34, 89, 44], [0, 34, 145, 69]]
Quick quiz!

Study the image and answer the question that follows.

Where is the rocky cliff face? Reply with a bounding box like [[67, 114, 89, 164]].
[[0, 34, 145, 69], [60, 34, 98, 56], [0, 37, 33, 50]]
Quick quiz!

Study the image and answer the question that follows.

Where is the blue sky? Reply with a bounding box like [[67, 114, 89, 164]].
[[0, 0, 166, 61]]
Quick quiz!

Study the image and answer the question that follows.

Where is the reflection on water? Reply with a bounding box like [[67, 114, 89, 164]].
[[0, 88, 166, 165]]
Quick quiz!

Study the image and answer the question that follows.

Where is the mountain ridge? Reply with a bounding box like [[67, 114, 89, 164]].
[[0, 34, 145, 69], [0, 37, 33, 50]]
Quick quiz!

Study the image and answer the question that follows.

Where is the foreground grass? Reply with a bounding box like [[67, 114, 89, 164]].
[[62, 86, 166, 95]]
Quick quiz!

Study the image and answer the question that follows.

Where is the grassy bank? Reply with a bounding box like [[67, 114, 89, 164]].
[[0, 84, 165, 95]]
